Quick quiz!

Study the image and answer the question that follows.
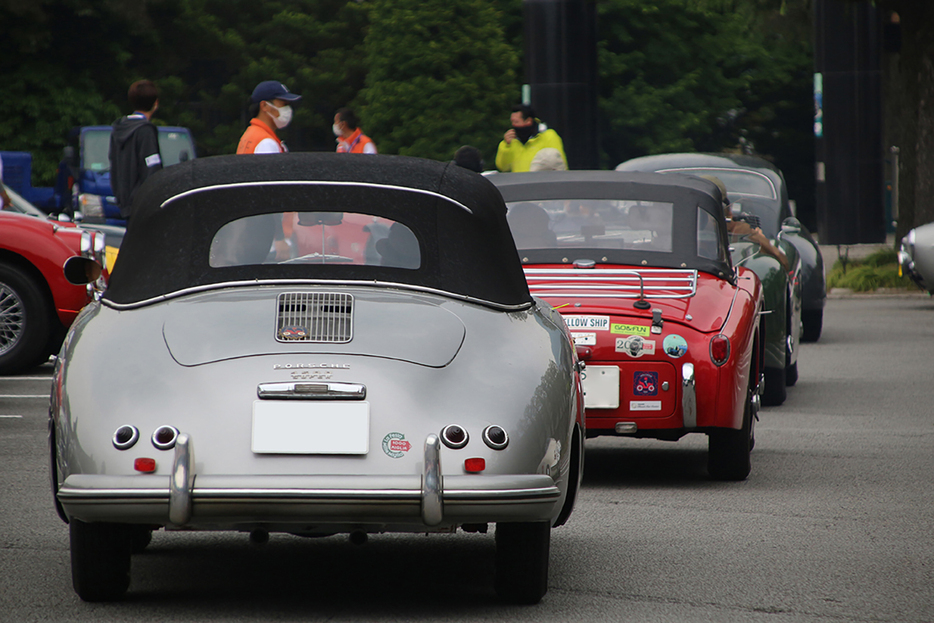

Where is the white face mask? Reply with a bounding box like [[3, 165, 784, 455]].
[[267, 102, 293, 129], [332, 123, 342, 137]]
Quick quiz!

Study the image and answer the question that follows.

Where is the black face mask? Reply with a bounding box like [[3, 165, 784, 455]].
[[514, 123, 536, 143]]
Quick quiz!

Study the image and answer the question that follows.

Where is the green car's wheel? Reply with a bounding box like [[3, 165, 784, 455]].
[[495, 521, 551, 604], [70, 519, 131, 601], [785, 359, 798, 386], [762, 366, 786, 406], [801, 308, 823, 342]]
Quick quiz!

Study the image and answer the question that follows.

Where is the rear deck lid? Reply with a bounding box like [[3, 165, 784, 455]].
[[162, 288, 465, 367]]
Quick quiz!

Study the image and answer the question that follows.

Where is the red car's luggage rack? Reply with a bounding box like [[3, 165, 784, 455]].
[[523, 268, 698, 299]]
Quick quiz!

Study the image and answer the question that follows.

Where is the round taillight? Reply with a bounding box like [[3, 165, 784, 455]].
[[709, 334, 731, 366], [112, 425, 139, 450], [152, 425, 179, 450], [440, 424, 469, 449], [482, 425, 509, 450]]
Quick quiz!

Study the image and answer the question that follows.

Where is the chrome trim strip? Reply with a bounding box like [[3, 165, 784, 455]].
[[169, 433, 194, 525], [102, 280, 533, 312], [160, 181, 474, 214], [422, 434, 443, 526], [257, 381, 366, 400], [681, 363, 696, 428]]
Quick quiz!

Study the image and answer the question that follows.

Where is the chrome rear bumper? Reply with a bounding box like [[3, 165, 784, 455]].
[[57, 433, 561, 529]]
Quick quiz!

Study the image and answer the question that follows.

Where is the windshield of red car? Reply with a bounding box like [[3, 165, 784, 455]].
[[505, 199, 674, 252]]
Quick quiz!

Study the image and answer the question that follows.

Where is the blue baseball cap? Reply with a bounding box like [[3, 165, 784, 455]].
[[250, 80, 302, 104]]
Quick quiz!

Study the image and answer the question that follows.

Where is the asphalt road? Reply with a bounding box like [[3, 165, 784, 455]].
[[1, 295, 932, 622]]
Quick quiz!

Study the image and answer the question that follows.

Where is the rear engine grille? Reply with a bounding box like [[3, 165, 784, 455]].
[[276, 292, 353, 343]]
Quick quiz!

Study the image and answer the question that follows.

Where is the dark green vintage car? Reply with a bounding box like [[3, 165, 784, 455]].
[[618, 155, 811, 406], [617, 153, 825, 343]]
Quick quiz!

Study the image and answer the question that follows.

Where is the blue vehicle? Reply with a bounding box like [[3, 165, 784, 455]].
[[62, 125, 197, 225], [1, 125, 196, 226]]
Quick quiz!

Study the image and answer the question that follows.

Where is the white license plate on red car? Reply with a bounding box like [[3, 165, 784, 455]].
[[583, 366, 620, 409], [252, 401, 369, 454]]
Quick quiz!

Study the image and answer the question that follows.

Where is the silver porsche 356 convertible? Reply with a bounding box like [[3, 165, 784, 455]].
[[50, 153, 584, 604]]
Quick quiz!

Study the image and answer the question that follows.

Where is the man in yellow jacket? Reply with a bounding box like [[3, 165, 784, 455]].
[[495, 104, 568, 172]]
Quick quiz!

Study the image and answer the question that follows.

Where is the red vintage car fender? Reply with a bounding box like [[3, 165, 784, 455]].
[[0, 212, 91, 327], [708, 265, 763, 431]]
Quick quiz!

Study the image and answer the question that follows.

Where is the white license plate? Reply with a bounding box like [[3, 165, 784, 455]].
[[583, 366, 620, 409], [252, 401, 369, 454]]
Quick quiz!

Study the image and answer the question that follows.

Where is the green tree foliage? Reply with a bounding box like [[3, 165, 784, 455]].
[[598, 0, 814, 224], [146, 0, 369, 156], [0, 0, 149, 181], [361, 0, 519, 163]]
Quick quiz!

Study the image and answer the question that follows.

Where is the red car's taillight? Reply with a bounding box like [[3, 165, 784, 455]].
[[709, 334, 731, 366]]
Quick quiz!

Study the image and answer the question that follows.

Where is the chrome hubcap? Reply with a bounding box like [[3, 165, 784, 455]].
[[0, 284, 25, 356]]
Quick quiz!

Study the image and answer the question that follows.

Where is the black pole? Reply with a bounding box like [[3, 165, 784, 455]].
[[524, 0, 599, 170], [813, 0, 885, 244]]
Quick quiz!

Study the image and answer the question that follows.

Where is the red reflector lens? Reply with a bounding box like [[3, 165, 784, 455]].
[[134, 458, 156, 473], [464, 458, 486, 473]]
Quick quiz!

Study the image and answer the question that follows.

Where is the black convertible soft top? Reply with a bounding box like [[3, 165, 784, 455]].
[[105, 153, 532, 308], [490, 170, 734, 281]]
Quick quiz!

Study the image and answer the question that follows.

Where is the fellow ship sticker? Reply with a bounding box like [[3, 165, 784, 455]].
[[611, 323, 650, 337], [616, 335, 656, 357], [562, 315, 610, 331], [633, 371, 658, 396], [663, 334, 688, 358], [382, 433, 412, 458]]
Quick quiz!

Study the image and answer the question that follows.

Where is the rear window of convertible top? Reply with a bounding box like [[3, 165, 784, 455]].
[[210, 211, 420, 270]]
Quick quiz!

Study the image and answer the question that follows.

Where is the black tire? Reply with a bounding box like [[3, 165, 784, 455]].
[[494, 522, 551, 604], [762, 366, 786, 406], [552, 426, 583, 528], [0, 263, 53, 375], [785, 359, 798, 387], [129, 526, 153, 554], [70, 519, 131, 601], [801, 308, 823, 343], [708, 372, 754, 481]]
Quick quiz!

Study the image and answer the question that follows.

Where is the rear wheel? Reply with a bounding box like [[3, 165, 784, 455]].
[[70, 519, 131, 601], [801, 308, 823, 342], [494, 522, 551, 604], [0, 263, 52, 374], [762, 366, 786, 406], [708, 371, 754, 481]]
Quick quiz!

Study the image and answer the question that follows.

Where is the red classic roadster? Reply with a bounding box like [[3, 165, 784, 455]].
[[492, 171, 765, 480]]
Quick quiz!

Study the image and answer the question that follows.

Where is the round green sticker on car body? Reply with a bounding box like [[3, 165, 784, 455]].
[[382, 432, 412, 458], [664, 334, 688, 358]]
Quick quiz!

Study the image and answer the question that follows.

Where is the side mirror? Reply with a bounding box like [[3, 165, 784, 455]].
[[179, 150, 189, 163], [781, 216, 802, 233]]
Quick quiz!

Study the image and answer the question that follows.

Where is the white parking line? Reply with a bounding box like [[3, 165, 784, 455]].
[[0, 395, 48, 398], [0, 415, 24, 419]]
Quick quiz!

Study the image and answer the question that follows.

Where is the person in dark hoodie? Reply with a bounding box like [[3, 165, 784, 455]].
[[109, 80, 162, 221]]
